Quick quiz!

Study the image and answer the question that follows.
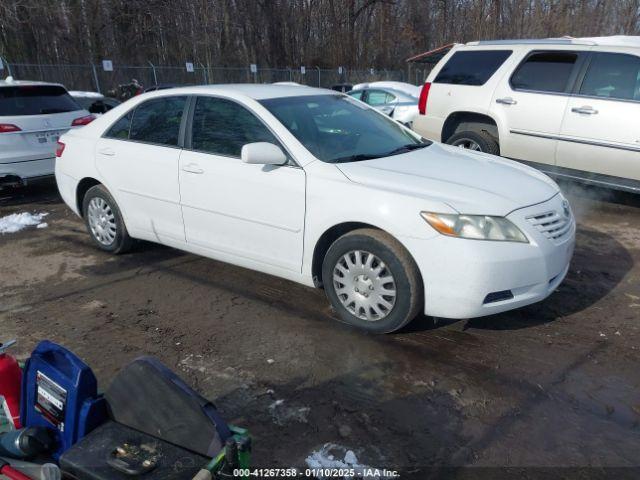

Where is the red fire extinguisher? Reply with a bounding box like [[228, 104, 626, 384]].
[[0, 460, 33, 480], [0, 340, 22, 429]]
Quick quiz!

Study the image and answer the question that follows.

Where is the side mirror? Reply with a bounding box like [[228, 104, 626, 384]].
[[241, 142, 287, 166]]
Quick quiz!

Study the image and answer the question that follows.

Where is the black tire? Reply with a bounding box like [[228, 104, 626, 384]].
[[322, 228, 423, 334], [446, 130, 500, 155], [81, 184, 133, 254]]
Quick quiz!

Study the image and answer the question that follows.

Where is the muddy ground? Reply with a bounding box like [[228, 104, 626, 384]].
[[0, 180, 639, 479]]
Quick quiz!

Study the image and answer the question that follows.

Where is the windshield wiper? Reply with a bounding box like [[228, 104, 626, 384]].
[[331, 141, 432, 164], [384, 142, 431, 156], [331, 153, 384, 164]]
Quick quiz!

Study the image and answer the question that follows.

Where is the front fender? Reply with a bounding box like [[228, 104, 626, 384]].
[[302, 161, 444, 277]]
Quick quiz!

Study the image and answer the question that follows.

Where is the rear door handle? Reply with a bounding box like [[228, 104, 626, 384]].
[[182, 163, 204, 174], [571, 106, 598, 115], [98, 147, 115, 156], [496, 97, 517, 105]]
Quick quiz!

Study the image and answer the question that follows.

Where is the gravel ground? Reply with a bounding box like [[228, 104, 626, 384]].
[[0, 180, 639, 479]]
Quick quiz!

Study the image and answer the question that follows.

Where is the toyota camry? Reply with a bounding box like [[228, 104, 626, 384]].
[[55, 84, 575, 333]]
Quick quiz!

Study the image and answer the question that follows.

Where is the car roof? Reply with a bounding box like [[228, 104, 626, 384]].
[[0, 78, 66, 88], [154, 83, 336, 100], [351, 81, 420, 98], [465, 35, 640, 48], [68, 91, 104, 98]]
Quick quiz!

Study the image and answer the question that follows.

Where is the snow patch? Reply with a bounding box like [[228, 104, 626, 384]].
[[305, 443, 390, 479], [0, 212, 49, 234]]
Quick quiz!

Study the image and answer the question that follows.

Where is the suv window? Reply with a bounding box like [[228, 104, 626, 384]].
[[0, 85, 81, 116], [511, 52, 578, 93], [580, 52, 640, 101], [434, 50, 512, 86], [128, 96, 186, 146], [191, 96, 278, 157]]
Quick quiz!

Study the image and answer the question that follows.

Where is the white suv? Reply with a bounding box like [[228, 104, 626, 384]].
[[0, 78, 93, 187], [412, 36, 640, 193]]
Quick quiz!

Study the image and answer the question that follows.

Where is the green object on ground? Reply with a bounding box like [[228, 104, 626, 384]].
[[202, 425, 251, 479]]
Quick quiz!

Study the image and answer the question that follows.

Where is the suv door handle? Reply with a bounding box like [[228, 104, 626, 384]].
[[496, 97, 517, 105], [571, 106, 598, 115], [98, 147, 115, 156], [182, 163, 204, 174]]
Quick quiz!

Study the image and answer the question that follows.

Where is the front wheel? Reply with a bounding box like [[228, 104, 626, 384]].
[[322, 229, 423, 333], [82, 184, 133, 254]]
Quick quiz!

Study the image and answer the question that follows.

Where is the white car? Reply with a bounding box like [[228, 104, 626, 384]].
[[412, 36, 640, 193], [55, 85, 575, 333], [348, 81, 420, 127], [0, 78, 93, 186]]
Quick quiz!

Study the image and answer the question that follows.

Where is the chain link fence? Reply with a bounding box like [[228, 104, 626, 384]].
[[0, 58, 411, 94]]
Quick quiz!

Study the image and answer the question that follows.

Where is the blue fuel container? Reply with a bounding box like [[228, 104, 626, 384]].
[[19, 341, 107, 459]]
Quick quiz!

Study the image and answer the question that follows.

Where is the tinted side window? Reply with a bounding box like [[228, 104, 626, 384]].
[[105, 112, 132, 139], [434, 50, 512, 86], [511, 52, 578, 93], [129, 96, 186, 146], [348, 90, 364, 100], [580, 52, 640, 101], [191, 97, 278, 157]]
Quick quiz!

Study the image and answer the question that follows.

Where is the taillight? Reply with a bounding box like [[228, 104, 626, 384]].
[[55, 141, 66, 157], [0, 124, 21, 133], [71, 115, 95, 127], [418, 82, 431, 115]]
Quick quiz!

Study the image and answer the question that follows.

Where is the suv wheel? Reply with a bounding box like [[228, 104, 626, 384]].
[[447, 130, 499, 155], [82, 184, 133, 254], [322, 228, 423, 334]]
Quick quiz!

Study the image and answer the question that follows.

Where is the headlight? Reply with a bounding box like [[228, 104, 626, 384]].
[[421, 212, 528, 243]]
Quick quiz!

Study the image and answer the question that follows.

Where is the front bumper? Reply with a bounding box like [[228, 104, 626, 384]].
[[402, 194, 576, 319]]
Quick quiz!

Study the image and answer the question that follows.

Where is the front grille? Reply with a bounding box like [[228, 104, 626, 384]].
[[526, 210, 572, 241]]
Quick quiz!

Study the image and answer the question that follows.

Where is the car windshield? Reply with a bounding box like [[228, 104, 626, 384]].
[[259, 94, 429, 163], [0, 85, 82, 116]]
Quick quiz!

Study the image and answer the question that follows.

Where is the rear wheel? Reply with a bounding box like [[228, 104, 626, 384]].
[[447, 130, 499, 155], [322, 229, 423, 334], [82, 184, 133, 254]]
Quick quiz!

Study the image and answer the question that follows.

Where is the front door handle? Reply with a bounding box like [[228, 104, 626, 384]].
[[496, 97, 517, 105], [98, 147, 115, 156], [571, 106, 598, 115], [182, 163, 204, 174]]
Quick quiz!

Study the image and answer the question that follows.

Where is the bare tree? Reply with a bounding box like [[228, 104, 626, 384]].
[[0, 0, 638, 68]]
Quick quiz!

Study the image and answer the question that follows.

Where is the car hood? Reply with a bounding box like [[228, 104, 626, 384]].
[[335, 142, 559, 216]]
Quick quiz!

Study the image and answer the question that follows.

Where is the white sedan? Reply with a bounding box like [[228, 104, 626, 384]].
[[55, 85, 575, 333], [348, 81, 420, 127]]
